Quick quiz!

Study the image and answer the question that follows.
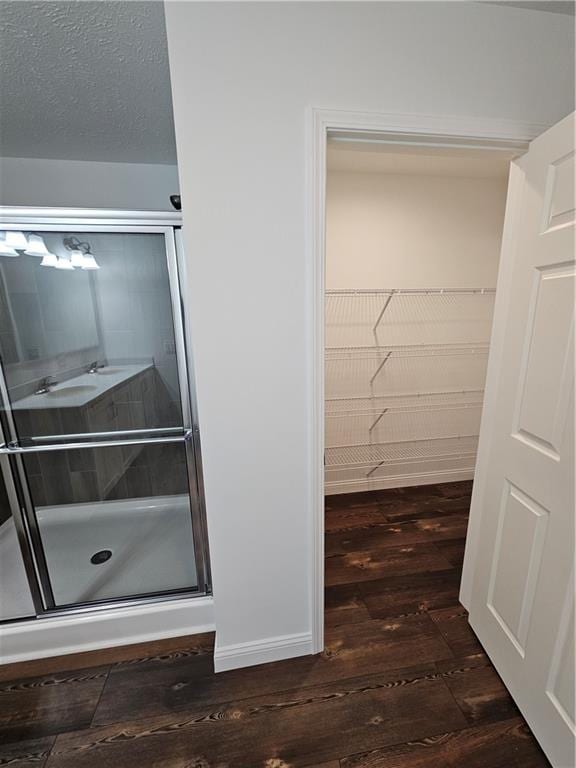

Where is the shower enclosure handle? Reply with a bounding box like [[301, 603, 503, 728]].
[[0, 429, 193, 455]]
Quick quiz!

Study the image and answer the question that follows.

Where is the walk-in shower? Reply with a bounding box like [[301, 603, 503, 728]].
[[0, 209, 210, 624]]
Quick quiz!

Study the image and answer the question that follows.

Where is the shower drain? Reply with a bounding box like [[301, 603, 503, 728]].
[[90, 550, 113, 565]]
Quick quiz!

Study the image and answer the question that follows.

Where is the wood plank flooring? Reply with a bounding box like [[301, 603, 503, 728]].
[[0, 481, 551, 767]]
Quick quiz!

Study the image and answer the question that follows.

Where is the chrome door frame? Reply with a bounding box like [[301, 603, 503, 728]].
[[0, 207, 211, 620], [0, 407, 46, 616]]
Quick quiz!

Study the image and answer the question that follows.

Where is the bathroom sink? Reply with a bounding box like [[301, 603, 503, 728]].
[[46, 385, 99, 399]]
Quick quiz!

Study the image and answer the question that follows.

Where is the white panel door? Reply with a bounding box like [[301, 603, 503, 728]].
[[468, 112, 575, 768]]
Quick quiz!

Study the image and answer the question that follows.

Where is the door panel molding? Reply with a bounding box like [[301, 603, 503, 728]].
[[541, 150, 576, 232], [486, 482, 549, 657], [511, 261, 575, 459], [545, 575, 575, 732]]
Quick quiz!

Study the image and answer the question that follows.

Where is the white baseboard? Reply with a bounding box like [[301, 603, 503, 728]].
[[325, 468, 475, 495], [214, 631, 314, 673], [0, 596, 215, 665]]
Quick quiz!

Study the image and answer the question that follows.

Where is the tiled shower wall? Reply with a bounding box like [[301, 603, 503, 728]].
[[91, 233, 181, 411], [18, 368, 183, 507], [23, 440, 189, 509]]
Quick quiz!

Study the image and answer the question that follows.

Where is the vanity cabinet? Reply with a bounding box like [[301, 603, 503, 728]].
[[16, 366, 179, 506]]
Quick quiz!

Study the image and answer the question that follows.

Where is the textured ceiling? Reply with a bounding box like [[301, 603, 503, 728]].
[[0, 1, 177, 164], [0, 1, 572, 164]]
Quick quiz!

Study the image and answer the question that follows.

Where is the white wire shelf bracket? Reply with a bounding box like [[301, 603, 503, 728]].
[[324, 288, 493, 485], [325, 435, 479, 477]]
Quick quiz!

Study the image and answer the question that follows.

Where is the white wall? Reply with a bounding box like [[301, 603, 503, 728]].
[[164, 0, 574, 668], [326, 171, 508, 290], [0, 157, 179, 210]]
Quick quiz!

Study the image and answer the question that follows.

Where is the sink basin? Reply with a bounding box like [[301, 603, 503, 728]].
[[45, 385, 98, 399], [94, 367, 124, 375]]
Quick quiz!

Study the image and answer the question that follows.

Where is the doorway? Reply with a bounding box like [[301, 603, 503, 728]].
[[321, 135, 516, 632], [313, 109, 575, 767], [324, 141, 509, 495], [310, 113, 534, 649], [317, 121, 556, 758], [307, 111, 543, 656]]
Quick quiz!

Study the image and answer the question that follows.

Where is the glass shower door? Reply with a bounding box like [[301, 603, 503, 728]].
[[0, 219, 209, 613]]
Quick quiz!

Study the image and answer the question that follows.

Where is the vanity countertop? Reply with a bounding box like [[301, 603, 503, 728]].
[[11, 363, 153, 410]]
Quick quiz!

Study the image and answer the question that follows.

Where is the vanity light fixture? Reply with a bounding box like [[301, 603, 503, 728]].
[[80, 254, 100, 270], [69, 249, 86, 268], [63, 236, 100, 270], [40, 253, 59, 268], [0, 233, 20, 257], [0, 231, 59, 262], [0, 244, 19, 257], [24, 234, 50, 257], [4, 230, 28, 250], [54, 255, 75, 271]]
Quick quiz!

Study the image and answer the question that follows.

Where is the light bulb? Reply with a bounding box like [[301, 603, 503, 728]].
[[81, 255, 100, 270], [4, 231, 28, 249], [40, 253, 59, 267], [54, 256, 74, 271], [24, 234, 49, 257], [0, 242, 19, 257], [0, 233, 19, 256], [69, 249, 86, 268]]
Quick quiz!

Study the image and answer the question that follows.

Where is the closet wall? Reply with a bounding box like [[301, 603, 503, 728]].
[[325, 147, 509, 494]]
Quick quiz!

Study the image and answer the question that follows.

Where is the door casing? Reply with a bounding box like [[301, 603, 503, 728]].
[[307, 108, 551, 656]]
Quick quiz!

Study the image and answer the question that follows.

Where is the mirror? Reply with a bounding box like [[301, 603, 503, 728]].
[[0, 233, 99, 366]]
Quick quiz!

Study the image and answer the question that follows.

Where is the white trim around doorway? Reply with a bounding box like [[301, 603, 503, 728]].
[[306, 107, 550, 656]]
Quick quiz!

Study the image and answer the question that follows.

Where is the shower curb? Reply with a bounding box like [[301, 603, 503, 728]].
[[0, 596, 215, 665]]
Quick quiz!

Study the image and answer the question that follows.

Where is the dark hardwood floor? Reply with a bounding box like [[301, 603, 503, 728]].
[[0, 481, 551, 767]]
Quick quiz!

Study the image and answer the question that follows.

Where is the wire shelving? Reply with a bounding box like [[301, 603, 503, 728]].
[[324, 288, 494, 485]]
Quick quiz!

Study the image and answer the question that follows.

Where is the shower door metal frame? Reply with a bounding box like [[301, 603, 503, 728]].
[[0, 207, 211, 620]]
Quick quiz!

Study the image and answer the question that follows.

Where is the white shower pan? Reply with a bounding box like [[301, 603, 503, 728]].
[[37, 494, 198, 606]]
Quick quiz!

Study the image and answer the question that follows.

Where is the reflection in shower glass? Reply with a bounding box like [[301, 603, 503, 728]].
[[0, 232, 182, 439]]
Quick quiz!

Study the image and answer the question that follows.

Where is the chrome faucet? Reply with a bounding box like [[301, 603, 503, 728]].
[[35, 376, 57, 395], [87, 361, 104, 374]]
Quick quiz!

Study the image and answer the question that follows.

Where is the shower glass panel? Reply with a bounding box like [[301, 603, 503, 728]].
[[0, 231, 182, 440], [0, 464, 36, 620], [0, 215, 209, 617], [21, 441, 197, 606]]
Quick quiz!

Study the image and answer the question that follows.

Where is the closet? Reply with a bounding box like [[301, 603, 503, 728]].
[[324, 141, 512, 495]]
